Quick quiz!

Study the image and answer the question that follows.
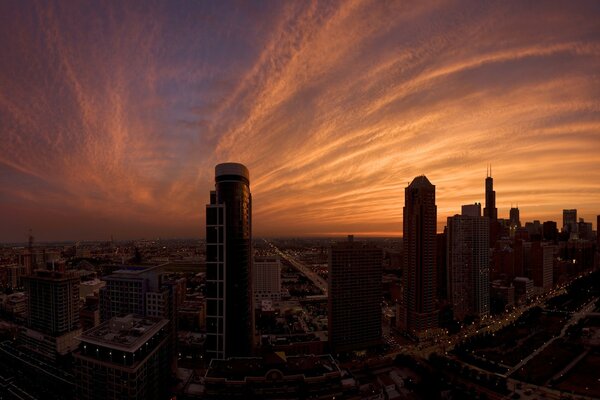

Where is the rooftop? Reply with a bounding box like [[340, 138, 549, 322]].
[[408, 175, 433, 188], [80, 314, 168, 352], [206, 353, 340, 381]]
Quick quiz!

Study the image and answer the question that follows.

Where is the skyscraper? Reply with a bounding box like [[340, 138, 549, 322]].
[[563, 209, 577, 234], [329, 235, 382, 354], [447, 207, 490, 321], [483, 167, 497, 221], [398, 176, 438, 337], [206, 163, 253, 359], [509, 207, 520, 228], [21, 270, 81, 361]]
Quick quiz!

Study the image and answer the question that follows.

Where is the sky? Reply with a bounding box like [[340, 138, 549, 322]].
[[1, 0, 600, 242]]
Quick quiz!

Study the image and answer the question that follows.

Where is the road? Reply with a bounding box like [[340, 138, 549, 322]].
[[267, 241, 328, 296]]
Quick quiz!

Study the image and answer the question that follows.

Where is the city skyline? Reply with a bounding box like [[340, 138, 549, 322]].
[[2, 1, 600, 241]]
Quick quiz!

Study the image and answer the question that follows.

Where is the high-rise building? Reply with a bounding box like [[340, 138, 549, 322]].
[[253, 256, 282, 305], [562, 209, 577, 234], [74, 315, 171, 400], [329, 235, 382, 353], [21, 270, 81, 361], [447, 207, 490, 321], [398, 176, 438, 337], [483, 167, 497, 221], [206, 163, 253, 360]]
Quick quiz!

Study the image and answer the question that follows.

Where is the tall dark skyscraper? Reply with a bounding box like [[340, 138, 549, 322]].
[[398, 176, 438, 337], [328, 235, 382, 354], [483, 166, 497, 221], [206, 163, 253, 359]]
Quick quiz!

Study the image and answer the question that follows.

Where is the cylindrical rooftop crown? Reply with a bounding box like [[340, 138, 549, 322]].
[[215, 162, 250, 183]]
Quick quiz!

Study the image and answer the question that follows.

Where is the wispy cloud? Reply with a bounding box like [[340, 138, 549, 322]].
[[0, 0, 599, 240]]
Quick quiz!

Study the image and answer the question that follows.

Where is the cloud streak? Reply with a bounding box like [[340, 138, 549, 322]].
[[0, 0, 599, 241]]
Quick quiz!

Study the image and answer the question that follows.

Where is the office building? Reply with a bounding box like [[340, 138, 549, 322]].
[[328, 235, 382, 353], [99, 265, 168, 321], [21, 270, 81, 361], [578, 218, 593, 241], [205, 163, 253, 359], [447, 206, 490, 320], [398, 176, 438, 337], [74, 315, 171, 400], [253, 256, 282, 304], [563, 209, 577, 234]]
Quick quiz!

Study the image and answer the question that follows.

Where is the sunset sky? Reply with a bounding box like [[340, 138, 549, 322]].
[[1, 1, 599, 242]]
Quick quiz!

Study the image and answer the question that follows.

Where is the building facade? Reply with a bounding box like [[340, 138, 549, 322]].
[[328, 235, 382, 353], [447, 208, 490, 320]]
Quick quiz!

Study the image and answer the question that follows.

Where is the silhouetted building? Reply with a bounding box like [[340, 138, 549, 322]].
[[461, 203, 481, 217], [509, 207, 521, 229], [21, 270, 81, 361], [563, 209, 577, 235], [447, 207, 490, 321], [206, 163, 253, 360], [398, 176, 438, 337], [578, 218, 593, 241], [483, 167, 497, 221], [543, 221, 558, 242], [525, 220, 542, 241], [253, 256, 281, 304], [74, 315, 171, 400], [329, 235, 382, 353]]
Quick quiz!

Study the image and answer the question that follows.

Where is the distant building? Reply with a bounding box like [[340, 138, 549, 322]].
[[525, 220, 542, 240], [447, 206, 490, 320], [205, 163, 254, 360], [461, 203, 481, 217], [21, 270, 81, 361], [203, 353, 343, 400], [509, 207, 521, 230], [578, 218, 593, 241], [5, 264, 25, 289], [531, 243, 555, 293], [99, 265, 168, 321], [513, 277, 534, 304], [543, 221, 558, 242], [563, 209, 577, 234], [253, 256, 281, 304], [74, 315, 171, 400], [398, 176, 438, 337], [329, 235, 382, 353], [483, 168, 497, 221]]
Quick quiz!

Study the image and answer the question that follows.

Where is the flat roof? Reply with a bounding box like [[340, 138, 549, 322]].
[[206, 354, 340, 381], [80, 314, 168, 352]]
